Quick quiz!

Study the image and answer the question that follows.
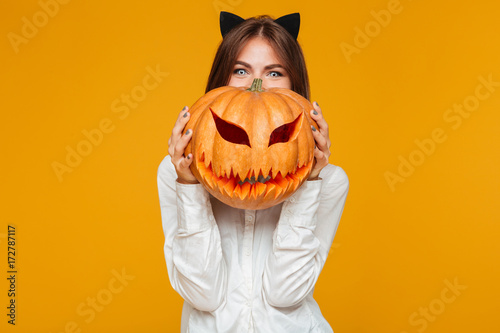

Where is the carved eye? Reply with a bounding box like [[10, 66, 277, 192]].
[[268, 112, 304, 147], [211, 108, 251, 147]]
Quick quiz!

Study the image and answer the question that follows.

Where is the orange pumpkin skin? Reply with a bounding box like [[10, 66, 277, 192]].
[[184, 79, 317, 210]]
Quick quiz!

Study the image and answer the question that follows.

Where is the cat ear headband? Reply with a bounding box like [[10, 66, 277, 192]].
[[220, 11, 300, 39]]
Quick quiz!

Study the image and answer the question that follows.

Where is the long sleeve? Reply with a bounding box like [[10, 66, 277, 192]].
[[262, 165, 349, 307], [157, 155, 227, 312]]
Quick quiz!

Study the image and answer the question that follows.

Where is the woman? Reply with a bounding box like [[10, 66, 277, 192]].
[[158, 12, 349, 333]]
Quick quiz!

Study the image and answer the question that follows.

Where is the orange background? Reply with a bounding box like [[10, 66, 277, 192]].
[[1, 0, 499, 332]]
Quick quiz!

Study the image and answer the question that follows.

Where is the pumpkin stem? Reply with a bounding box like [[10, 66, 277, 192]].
[[247, 78, 263, 92]]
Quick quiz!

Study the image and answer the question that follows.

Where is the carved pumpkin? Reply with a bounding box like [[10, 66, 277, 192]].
[[184, 78, 317, 210]]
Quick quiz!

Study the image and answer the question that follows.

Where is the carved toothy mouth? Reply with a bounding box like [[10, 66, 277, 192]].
[[195, 153, 313, 202]]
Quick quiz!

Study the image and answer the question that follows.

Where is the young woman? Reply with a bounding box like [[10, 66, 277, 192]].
[[158, 12, 349, 333]]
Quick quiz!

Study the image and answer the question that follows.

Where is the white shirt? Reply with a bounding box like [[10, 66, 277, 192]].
[[157, 155, 349, 333]]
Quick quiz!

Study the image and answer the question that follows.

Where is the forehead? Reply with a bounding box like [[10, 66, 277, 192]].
[[236, 37, 281, 65]]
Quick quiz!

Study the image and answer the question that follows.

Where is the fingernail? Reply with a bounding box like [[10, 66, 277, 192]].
[[182, 106, 188, 111], [312, 126, 317, 132], [186, 129, 191, 135], [312, 110, 318, 115], [183, 112, 188, 118], [187, 155, 191, 160], [315, 101, 320, 107], [314, 145, 317, 149]]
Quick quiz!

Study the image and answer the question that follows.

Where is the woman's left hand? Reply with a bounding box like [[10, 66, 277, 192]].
[[308, 101, 331, 180]]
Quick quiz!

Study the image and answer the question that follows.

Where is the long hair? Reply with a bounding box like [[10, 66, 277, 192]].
[[205, 15, 310, 100]]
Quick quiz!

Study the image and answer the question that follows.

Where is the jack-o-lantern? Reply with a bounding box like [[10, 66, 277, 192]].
[[184, 78, 317, 210]]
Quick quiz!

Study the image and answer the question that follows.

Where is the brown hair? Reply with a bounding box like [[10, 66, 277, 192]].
[[205, 15, 310, 100]]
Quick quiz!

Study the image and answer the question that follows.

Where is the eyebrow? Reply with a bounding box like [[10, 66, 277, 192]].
[[234, 60, 285, 71]]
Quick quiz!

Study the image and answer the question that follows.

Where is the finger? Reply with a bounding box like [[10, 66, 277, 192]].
[[316, 143, 331, 161], [310, 102, 331, 149], [311, 125, 329, 153], [176, 106, 190, 121], [173, 128, 193, 160], [171, 106, 191, 141], [313, 147, 329, 170], [308, 148, 328, 179], [176, 153, 199, 184], [310, 102, 329, 136], [168, 106, 190, 155], [179, 153, 194, 170]]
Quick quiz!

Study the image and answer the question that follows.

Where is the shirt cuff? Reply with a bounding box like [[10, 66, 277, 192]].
[[175, 181, 215, 232], [279, 179, 322, 228]]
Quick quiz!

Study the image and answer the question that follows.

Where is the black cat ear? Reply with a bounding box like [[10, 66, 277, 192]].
[[220, 11, 245, 38], [274, 13, 300, 39], [220, 12, 301, 39]]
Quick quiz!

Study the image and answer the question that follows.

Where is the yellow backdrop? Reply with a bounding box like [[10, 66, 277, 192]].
[[1, 0, 499, 332]]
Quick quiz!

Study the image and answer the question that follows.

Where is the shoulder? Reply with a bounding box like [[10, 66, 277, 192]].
[[319, 164, 349, 193], [157, 155, 177, 185], [158, 154, 174, 173]]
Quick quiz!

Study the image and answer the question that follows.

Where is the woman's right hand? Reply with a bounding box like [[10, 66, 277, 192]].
[[168, 106, 199, 184]]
